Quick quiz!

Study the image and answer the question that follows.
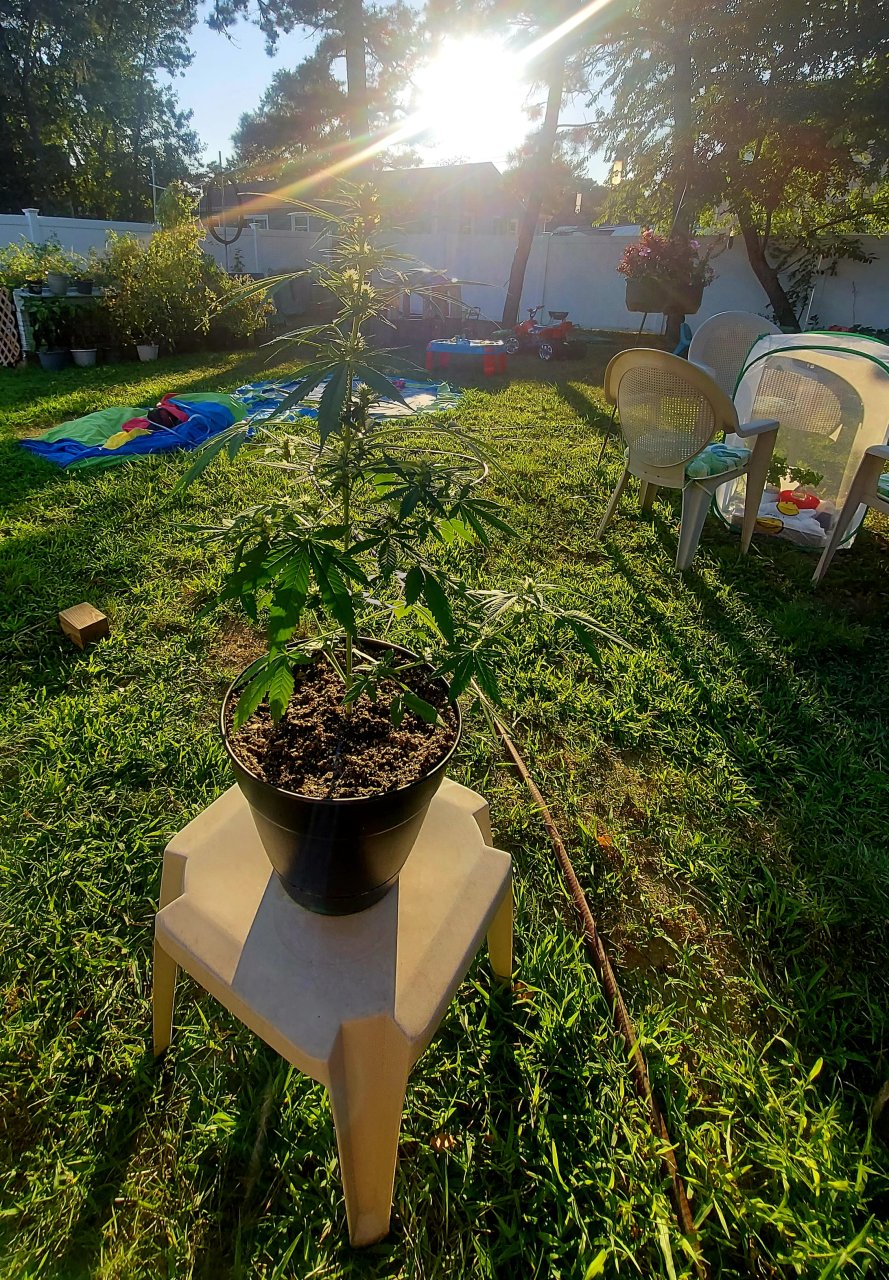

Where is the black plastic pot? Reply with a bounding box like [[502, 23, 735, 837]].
[[74, 279, 94, 295], [25, 279, 43, 295], [220, 640, 461, 915], [37, 348, 70, 371]]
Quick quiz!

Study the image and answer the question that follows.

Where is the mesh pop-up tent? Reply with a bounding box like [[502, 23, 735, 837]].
[[716, 332, 889, 549]]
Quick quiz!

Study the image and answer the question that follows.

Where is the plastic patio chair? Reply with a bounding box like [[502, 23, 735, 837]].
[[812, 445, 889, 583], [716, 331, 889, 552], [597, 349, 780, 570], [687, 311, 781, 399]]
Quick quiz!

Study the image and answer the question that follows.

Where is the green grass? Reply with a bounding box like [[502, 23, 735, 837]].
[[1, 348, 888, 1279]]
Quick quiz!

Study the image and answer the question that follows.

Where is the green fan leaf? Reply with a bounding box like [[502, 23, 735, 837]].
[[421, 571, 454, 643], [316, 364, 349, 443], [267, 547, 311, 652], [233, 660, 273, 729], [267, 656, 296, 721], [402, 690, 440, 725]]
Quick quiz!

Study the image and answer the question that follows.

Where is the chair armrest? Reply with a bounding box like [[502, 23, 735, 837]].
[[864, 444, 889, 462], [735, 418, 780, 438]]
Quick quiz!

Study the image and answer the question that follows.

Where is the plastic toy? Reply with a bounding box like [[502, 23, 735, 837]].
[[495, 306, 585, 361]]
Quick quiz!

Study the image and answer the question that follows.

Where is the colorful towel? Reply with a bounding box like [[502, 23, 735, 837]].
[[235, 377, 462, 423], [20, 393, 246, 469], [685, 442, 751, 480]]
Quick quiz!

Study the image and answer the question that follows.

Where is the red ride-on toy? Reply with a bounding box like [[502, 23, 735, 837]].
[[497, 306, 585, 360]]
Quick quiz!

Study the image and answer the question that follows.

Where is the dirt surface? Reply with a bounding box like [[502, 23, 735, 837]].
[[226, 657, 458, 798]]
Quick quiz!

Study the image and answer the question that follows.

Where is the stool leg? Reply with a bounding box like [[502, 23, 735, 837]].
[[487, 875, 513, 982], [152, 939, 178, 1056], [328, 1017, 410, 1247]]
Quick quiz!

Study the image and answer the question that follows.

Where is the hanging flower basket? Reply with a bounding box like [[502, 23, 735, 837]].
[[624, 277, 704, 315], [661, 280, 704, 315], [625, 278, 668, 313], [619, 230, 714, 315]]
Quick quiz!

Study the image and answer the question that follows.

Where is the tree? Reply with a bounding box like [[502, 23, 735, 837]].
[[588, 0, 889, 327], [231, 48, 348, 178], [424, 0, 615, 327], [210, 0, 420, 157], [0, 0, 201, 219]]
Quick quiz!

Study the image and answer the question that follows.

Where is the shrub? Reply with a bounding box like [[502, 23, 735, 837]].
[[0, 236, 81, 290], [102, 224, 272, 350], [25, 298, 77, 349]]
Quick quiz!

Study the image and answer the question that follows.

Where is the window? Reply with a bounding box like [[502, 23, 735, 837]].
[[458, 215, 473, 235], [289, 213, 310, 232], [492, 217, 518, 236], [246, 215, 268, 231]]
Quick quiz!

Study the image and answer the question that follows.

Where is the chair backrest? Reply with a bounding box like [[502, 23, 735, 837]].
[[604, 349, 739, 471], [724, 332, 889, 531], [688, 311, 781, 399]]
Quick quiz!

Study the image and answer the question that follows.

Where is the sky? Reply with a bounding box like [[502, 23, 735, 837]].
[[168, 2, 607, 179]]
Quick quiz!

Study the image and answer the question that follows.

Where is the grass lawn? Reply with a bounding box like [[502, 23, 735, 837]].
[[1, 347, 888, 1279]]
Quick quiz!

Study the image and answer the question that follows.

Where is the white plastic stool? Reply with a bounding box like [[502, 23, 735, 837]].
[[152, 778, 512, 1246]]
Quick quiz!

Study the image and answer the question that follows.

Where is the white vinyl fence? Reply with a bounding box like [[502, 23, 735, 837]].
[[3, 209, 888, 333]]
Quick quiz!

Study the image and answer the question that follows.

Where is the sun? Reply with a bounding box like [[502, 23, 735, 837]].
[[413, 37, 530, 163]]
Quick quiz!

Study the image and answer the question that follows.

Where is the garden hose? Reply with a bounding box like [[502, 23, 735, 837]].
[[484, 703, 709, 1280]]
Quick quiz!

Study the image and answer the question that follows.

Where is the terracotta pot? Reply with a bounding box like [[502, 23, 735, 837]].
[[221, 639, 461, 915]]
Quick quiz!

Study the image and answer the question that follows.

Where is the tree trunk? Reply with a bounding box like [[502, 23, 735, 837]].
[[738, 215, 799, 329], [342, 0, 369, 143], [501, 64, 564, 328], [666, 18, 694, 348]]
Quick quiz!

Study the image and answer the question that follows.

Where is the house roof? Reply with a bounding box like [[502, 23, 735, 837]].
[[202, 163, 520, 219]]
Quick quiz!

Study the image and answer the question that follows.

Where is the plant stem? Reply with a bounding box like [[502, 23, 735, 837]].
[[342, 262, 365, 704]]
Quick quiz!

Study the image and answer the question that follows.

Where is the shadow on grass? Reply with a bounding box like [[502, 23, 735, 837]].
[[0, 438, 68, 508], [601, 516, 889, 1078], [49, 1052, 162, 1278]]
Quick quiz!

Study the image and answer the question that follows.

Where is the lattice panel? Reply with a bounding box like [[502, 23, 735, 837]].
[[0, 288, 23, 367]]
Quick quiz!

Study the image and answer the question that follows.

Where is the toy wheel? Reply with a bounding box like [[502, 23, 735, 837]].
[[504, 335, 521, 355], [538, 341, 555, 361]]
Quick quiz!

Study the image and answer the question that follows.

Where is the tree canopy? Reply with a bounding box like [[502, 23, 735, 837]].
[[588, 0, 889, 324], [0, 0, 202, 218], [212, 0, 421, 166]]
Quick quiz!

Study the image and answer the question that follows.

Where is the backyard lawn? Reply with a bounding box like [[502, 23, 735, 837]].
[[1, 349, 888, 1279]]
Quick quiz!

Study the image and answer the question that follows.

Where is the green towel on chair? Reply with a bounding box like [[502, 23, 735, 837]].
[[685, 442, 751, 480]]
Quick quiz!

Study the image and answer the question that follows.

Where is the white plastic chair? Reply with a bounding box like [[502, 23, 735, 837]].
[[717, 332, 889, 551], [597, 349, 779, 570], [688, 311, 781, 399], [813, 445, 889, 583]]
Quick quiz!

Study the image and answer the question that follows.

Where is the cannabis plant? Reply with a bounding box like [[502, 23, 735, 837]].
[[186, 184, 618, 728]]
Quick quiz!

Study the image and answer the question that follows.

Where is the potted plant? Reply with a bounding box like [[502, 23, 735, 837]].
[[27, 298, 74, 370], [183, 186, 620, 915], [70, 253, 97, 295], [619, 229, 715, 314], [69, 301, 105, 367], [46, 261, 71, 296]]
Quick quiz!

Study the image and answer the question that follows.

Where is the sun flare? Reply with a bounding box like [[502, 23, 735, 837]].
[[413, 37, 530, 162]]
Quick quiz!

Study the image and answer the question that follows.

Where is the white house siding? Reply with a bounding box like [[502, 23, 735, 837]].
[[3, 212, 888, 333]]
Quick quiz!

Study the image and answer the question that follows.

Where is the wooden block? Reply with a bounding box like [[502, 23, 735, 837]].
[[59, 603, 109, 648]]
